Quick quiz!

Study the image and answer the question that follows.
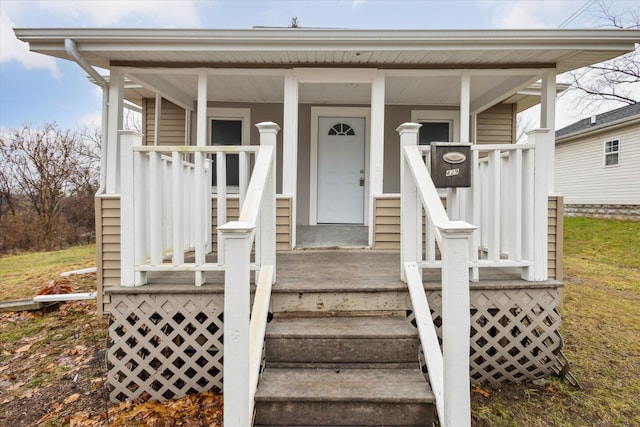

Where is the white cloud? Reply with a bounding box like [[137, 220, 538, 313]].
[[481, 0, 584, 29], [79, 111, 103, 128], [34, 0, 202, 28], [352, 0, 366, 9], [0, 9, 61, 78]]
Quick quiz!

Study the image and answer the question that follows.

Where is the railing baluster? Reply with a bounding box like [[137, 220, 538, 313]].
[[216, 151, 227, 263], [513, 149, 523, 261], [149, 152, 162, 266], [488, 150, 501, 262], [172, 152, 184, 265], [194, 151, 206, 285], [163, 157, 172, 258]]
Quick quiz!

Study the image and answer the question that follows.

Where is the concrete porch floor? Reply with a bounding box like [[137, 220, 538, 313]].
[[296, 225, 368, 248], [147, 249, 549, 290]]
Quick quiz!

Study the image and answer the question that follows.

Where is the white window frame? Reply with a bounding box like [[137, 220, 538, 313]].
[[207, 107, 251, 193], [410, 109, 460, 143], [604, 138, 620, 168]]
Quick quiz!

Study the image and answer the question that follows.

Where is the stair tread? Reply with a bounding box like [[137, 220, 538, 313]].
[[255, 368, 434, 403], [267, 316, 416, 338]]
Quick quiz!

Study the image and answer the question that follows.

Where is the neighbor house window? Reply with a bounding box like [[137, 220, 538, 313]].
[[604, 139, 619, 166]]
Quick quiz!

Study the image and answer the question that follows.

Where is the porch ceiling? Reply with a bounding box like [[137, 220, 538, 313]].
[[124, 70, 538, 110]]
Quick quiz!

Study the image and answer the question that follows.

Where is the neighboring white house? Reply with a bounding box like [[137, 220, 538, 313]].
[[555, 102, 640, 219]]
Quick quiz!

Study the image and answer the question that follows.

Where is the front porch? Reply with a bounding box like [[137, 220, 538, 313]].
[[106, 249, 565, 425]]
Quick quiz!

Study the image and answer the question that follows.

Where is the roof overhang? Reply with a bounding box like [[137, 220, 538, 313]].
[[14, 28, 640, 73]]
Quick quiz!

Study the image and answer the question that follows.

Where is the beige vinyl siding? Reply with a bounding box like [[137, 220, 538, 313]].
[[373, 196, 401, 250], [555, 122, 640, 205], [548, 195, 563, 280], [143, 98, 187, 146], [476, 104, 516, 145], [372, 195, 563, 280], [211, 195, 292, 251], [96, 195, 120, 314]]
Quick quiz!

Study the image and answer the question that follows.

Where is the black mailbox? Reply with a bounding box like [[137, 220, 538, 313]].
[[430, 142, 472, 188]]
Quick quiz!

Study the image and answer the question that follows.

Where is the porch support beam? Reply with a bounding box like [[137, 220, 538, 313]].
[[194, 70, 208, 285], [369, 70, 385, 244], [154, 93, 162, 146], [283, 71, 299, 247], [460, 71, 470, 143], [106, 67, 124, 194], [540, 70, 556, 193]]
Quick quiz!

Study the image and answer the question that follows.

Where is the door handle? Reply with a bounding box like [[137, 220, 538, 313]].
[[359, 177, 365, 187]]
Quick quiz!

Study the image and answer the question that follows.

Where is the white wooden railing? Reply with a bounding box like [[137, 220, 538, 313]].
[[119, 122, 279, 426], [415, 131, 550, 282], [398, 123, 474, 427]]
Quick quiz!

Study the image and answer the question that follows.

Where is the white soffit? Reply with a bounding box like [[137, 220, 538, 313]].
[[15, 28, 640, 73]]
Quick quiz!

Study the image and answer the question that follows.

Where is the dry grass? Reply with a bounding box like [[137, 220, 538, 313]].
[[0, 245, 95, 301], [472, 217, 640, 426]]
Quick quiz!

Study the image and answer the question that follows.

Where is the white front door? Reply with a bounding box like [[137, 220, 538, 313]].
[[317, 117, 365, 224]]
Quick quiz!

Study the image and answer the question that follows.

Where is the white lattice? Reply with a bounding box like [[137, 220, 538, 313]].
[[107, 293, 224, 402], [410, 287, 563, 384]]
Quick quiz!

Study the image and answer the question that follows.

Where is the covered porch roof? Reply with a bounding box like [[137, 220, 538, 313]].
[[15, 28, 639, 111]]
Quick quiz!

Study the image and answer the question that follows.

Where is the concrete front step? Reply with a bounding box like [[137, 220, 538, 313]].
[[256, 315, 434, 426], [254, 368, 435, 426], [265, 316, 419, 364]]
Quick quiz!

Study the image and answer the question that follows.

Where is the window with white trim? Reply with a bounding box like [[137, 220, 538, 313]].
[[604, 139, 619, 167]]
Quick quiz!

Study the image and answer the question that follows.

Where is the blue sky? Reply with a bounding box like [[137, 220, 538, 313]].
[[0, 0, 638, 131]]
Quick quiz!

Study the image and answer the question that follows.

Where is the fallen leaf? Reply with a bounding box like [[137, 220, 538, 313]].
[[472, 384, 492, 398], [16, 344, 31, 353], [64, 392, 81, 404]]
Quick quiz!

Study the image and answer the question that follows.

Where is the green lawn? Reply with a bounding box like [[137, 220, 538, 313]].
[[0, 244, 96, 301], [472, 217, 640, 426]]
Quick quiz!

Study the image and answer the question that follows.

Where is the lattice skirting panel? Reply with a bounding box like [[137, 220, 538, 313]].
[[107, 292, 225, 403], [415, 286, 563, 384]]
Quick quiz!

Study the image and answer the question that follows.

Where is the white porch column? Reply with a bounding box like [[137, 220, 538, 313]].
[[106, 67, 124, 194], [448, 71, 471, 221], [154, 93, 162, 146], [524, 128, 550, 281], [369, 71, 386, 245], [438, 223, 474, 427], [256, 122, 279, 276], [120, 131, 145, 287], [194, 70, 208, 285], [219, 222, 254, 427], [540, 70, 557, 193], [398, 123, 422, 282], [459, 71, 471, 143], [283, 71, 299, 247]]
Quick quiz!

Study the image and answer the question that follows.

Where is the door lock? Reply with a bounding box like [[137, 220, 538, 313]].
[[359, 177, 365, 187]]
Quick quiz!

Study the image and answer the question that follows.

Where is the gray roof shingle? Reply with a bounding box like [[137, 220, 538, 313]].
[[556, 102, 640, 139]]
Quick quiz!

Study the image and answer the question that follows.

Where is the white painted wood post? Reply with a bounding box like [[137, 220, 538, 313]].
[[438, 221, 475, 427], [106, 67, 124, 194], [369, 71, 386, 246], [256, 122, 279, 276], [524, 129, 550, 281], [119, 131, 145, 286], [283, 71, 298, 247], [195, 70, 208, 285], [398, 123, 422, 281], [219, 221, 254, 427]]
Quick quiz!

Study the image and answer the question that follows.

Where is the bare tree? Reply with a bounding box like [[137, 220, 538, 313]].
[[567, 2, 639, 112], [0, 123, 88, 249]]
